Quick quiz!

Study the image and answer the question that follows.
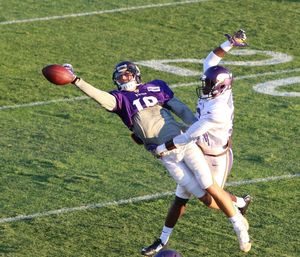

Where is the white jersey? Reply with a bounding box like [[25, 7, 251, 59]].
[[194, 89, 234, 154], [173, 89, 234, 155], [156, 38, 237, 197], [172, 43, 234, 156]]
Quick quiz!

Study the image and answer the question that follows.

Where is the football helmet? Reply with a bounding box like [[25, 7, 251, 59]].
[[198, 65, 233, 98], [154, 249, 182, 257], [112, 61, 141, 91]]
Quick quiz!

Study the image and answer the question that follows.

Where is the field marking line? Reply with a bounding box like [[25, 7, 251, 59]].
[[170, 67, 300, 88], [0, 96, 89, 111], [0, 173, 299, 224], [0, 0, 207, 25], [1, 68, 300, 111]]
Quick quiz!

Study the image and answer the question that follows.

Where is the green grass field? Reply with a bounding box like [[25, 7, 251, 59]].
[[0, 0, 299, 256]]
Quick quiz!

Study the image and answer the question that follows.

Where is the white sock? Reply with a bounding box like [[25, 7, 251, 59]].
[[160, 226, 173, 245], [235, 197, 246, 208], [229, 212, 242, 224]]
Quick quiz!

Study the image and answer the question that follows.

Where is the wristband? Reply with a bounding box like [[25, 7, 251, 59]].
[[72, 76, 80, 84], [220, 40, 233, 52]]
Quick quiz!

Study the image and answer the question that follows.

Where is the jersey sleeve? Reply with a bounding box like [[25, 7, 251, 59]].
[[153, 79, 174, 101], [75, 78, 117, 111], [166, 96, 197, 125], [203, 40, 233, 72], [173, 104, 229, 146]]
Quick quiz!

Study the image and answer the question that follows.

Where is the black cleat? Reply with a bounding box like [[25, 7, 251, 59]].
[[141, 238, 165, 256], [239, 195, 252, 216]]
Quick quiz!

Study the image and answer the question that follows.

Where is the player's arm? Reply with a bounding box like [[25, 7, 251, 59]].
[[156, 117, 215, 154], [156, 108, 226, 155], [203, 29, 247, 72], [63, 64, 117, 111], [74, 78, 116, 111], [166, 96, 197, 125]]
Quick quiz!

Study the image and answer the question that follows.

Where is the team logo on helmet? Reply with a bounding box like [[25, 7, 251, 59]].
[[198, 65, 233, 98], [154, 249, 183, 257]]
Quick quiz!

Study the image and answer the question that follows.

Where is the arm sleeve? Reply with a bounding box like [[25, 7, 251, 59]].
[[203, 40, 233, 72], [74, 78, 117, 111], [203, 52, 222, 72], [173, 106, 227, 146], [166, 96, 197, 125], [173, 118, 215, 146]]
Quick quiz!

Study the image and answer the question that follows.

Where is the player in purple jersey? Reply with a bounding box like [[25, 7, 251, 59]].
[[142, 30, 251, 255], [65, 61, 196, 149]]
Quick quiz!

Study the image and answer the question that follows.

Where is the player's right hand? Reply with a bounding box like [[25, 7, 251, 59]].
[[225, 29, 248, 47], [63, 63, 79, 84]]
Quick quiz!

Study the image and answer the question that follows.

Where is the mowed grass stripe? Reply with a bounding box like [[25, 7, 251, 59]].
[[1, 68, 300, 111], [0, 0, 208, 25], [0, 173, 298, 224]]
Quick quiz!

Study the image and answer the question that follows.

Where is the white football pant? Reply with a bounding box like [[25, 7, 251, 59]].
[[160, 142, 233, 199]]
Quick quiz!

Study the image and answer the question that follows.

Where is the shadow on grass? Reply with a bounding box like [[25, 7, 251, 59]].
[[242, 155, 265, 163], [0, 245, 18, 254]]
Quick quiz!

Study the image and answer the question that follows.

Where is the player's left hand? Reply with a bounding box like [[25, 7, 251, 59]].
[[225, 29, 248, 47]]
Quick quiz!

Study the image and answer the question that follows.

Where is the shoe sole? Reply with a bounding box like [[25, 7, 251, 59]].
[[240, 242, 252, 252], [239, 195, 252, 215]]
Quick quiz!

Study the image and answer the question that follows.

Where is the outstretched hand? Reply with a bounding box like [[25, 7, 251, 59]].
[[225, 29, 248, 47], [63, 63, 79, 84]]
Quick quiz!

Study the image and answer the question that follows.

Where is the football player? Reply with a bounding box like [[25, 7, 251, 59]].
[[142, 30, 251, 256], [63, 30, 250, 253]]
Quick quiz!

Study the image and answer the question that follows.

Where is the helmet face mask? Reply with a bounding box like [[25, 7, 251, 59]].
[[112, 61, 141, 91], [198, 65, 233, 99]]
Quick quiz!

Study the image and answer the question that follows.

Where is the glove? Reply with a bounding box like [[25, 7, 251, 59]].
[[63, 63, 80, 84], [225, 29, 248, 47], [156, 144, 168, 157]]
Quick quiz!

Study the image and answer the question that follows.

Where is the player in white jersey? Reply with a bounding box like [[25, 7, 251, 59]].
[[142, 30, 251, 256]]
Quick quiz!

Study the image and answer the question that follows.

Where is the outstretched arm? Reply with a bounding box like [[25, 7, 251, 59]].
[[203, 29, 247, 72], [63, 64, 117, 111], [155, 30, 247, 156], [74, 78, 116, 111]]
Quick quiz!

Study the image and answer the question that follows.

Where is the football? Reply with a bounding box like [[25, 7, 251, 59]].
[[42, 64, 76, 85], [154, 249, 182, 257]]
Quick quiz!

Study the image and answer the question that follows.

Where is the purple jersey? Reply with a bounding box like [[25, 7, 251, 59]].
[[109, 80, 174, 129]]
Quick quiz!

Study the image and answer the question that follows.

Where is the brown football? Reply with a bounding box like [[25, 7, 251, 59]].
[[42, 64, 75, 85]]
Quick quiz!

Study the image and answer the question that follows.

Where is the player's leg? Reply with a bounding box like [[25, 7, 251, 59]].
[[205, 181, 251, 252], [141, 193, 189, 256], [206, 149, 252, 214], [141, 156, 206, 256], [183, 144, 251, 252]]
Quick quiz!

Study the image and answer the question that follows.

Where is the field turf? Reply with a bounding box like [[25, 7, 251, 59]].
[[0, 0, 299, 256]]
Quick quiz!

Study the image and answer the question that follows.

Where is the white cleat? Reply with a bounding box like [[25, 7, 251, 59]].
[[242, 215, 249, 231], [234, 216, 252, 252]]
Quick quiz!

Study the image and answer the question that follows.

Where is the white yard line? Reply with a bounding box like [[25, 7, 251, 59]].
[[0, 0, 207, 25], [0, 173, 298, 224], [1, 68, 300, 111]]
